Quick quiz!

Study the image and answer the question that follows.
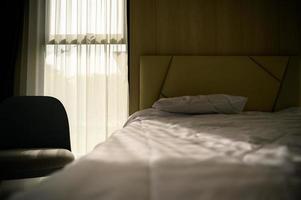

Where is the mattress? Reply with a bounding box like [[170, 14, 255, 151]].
[[10, 108, 301, 200]]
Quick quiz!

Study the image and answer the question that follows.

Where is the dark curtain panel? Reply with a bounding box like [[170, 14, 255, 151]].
[[127, 0, 130, 85], [0, 0, 26, 102]]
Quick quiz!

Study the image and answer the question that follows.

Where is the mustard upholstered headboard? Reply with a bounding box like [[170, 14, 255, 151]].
[[140, 56, 301, 112]]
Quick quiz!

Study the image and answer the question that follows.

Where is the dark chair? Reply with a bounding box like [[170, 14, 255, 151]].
[[0, 96, 74, 180]]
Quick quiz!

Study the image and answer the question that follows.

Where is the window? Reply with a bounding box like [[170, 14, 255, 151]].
[[44, 0, 128, 156]]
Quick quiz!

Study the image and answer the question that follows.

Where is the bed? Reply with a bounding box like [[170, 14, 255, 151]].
[[10, 56, 301, 200]]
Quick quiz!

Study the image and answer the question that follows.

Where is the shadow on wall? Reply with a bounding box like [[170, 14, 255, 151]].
[[275, 56, 301, 110]]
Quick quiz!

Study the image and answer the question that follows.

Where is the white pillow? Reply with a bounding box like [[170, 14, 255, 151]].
[[152, 94, 247, 114]]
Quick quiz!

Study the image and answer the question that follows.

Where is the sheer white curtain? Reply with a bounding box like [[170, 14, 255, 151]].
[[44, 0, 128, 156]]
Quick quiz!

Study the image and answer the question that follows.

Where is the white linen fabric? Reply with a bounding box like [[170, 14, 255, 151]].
[[44, 0, 128, 155], [152, 94, 247, 114], [10, 108, 301, 200]]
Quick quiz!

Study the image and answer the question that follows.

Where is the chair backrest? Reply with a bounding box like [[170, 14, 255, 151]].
[[0, 96, 71, 151]]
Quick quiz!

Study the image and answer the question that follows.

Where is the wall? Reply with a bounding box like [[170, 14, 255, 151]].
[[129, 0, 301, 113]]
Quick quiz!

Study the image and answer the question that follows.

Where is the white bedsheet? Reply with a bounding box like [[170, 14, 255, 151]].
[[10, 108, 301, 200]]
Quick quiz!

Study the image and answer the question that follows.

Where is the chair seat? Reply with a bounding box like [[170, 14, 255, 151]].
[[0, 148, 74, 180]]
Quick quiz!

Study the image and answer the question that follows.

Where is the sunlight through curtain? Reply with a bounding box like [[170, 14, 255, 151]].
[[44, 0, 128, 156]]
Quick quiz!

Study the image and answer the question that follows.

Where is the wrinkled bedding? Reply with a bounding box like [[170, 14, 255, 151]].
[[10, 108, 301, 200]]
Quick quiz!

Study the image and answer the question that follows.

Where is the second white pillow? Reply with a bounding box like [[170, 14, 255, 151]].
[[152, 94, 247, 114]]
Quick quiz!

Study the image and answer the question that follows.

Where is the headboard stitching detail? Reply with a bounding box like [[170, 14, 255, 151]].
[[159, 56, 174, 99], [248, 56, 281, 82], [272, 56, 291, 111]]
